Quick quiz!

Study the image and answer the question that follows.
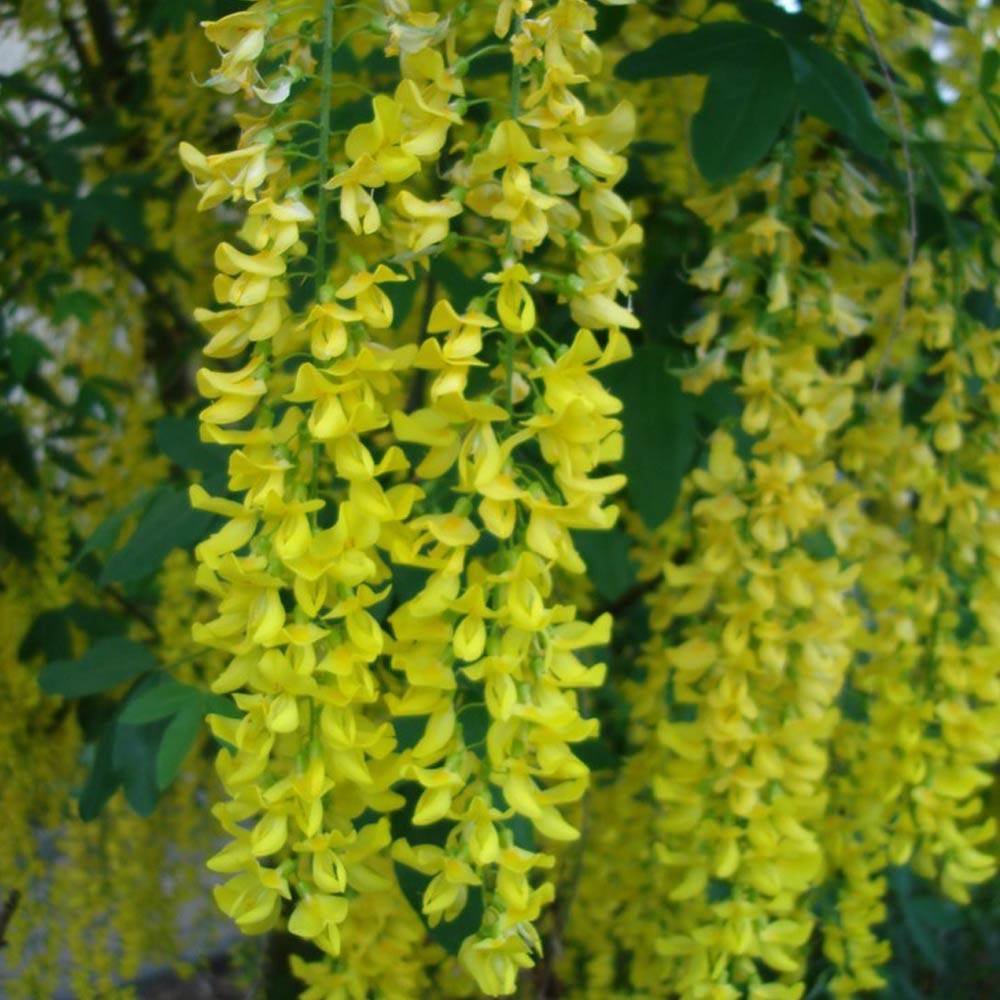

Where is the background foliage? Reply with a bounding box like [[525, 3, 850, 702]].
[[2, 0, 1000, 997]]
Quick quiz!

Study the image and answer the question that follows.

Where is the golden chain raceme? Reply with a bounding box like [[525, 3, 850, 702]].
[[380, 1, 636, 993], [184, 0, 634, 995]]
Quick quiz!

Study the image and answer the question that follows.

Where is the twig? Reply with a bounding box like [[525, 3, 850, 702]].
[[404, 276, 438, 414], [105, 585, 161, 640], [0, 889, 21, 949], [593, 573, 661, 620], [851, 0, 918, 390]]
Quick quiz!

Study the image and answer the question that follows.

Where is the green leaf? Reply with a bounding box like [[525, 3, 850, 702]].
[[614, 22, 766, 81], [392, 859, 484, 955], [99, 486, 216, 586], [19, 608, 73, 662], [330, 97, 374, 132], [458, 704, 489, 752], [53, 289, 103, 325], [964, 288, 1000, 329], [45, 443, 92, 479], [574, 737, 618, 772], [593, 4, 628, 42], [39, 637, 157, 698], [600, 346, 697, 529], [113, 717, 163, 816], [981, 49, 1000, 94], [0, 179, 50, 205], [788, 40, 888, 158], [894, 0, 965, 27], [78, 720, 121, 821], [393, 714, 429, 752], [7, 331, 50, 380], [572, 526, 637, 603], [385, 275, 419, 328], [0, 504, 35, 563], [156, 704, 204, 789], [429, 255, 485, 309], [66, 603, 126, 638], [121, 679, 203, 724], [690, 35, 796, 182], [18, 603, 124, 662], [466, 52, 512, 80], [203, 693, 243, 719], [67, 202, 100, 258], [0, 412, 39, 488], [67, 489, 153, 574], [154, 415, 227, 476]]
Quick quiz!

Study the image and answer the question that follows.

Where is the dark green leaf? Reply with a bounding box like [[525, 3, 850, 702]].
[[632, 140, 673, 155], [600, 346, 697, 529], [20, 603, 124, 661], [21, 371, 65, 410], [154, 415, 227, 476], [67, 202, 99, 258], [330, 97, 374, 132], [466, 52, 512, 80], [156, 704, 204, 789], [66, 603, 126, 638], [0, 179, 50, 205], [894, 0, 965, 27], [39, 636, 157, 698], [7, 331, 50, 381], [429, 256, 485, 309], [691, 35, 796, 182], [788, 40, 888, 158], [46, 444, 93, 479], [121, 679, 203, 724], [392, 860, 484, 954], [393, 714, 429, 752], [19, 608, 73, 662], [614, 22, 767, 81], [0, 504, 35, 563], [68, 489, 153, 573], [573, 526, 637, 603], [113, 717, 163, 816], [99, 486, 216, 586], [0, 412, 39, 488], [385, 275, 419, 328], [964, 288, 1000, 329], [53, 289, 103, 324], [78, 720, 121, 821], [458, 704, 489, 751], [982, 50, 1000, 93], [203, 693, 243, 719], [574, 737, 618, 772], [593, 4, 628, 42], [694, 380, 742, 425]]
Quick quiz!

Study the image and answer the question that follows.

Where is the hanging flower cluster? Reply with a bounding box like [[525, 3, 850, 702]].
[[182, 0, 635, 995], [553, 2, 1000, 994]]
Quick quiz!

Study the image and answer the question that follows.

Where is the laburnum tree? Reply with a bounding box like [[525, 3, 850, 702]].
[[3, 1, 1000, 998]]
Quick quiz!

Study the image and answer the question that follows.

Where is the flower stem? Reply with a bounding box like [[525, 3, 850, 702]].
[[314, 0, 336, 292]]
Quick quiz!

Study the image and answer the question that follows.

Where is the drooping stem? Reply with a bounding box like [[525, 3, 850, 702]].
[[504, 19, 523, 418], [314, 0, 336, 291]]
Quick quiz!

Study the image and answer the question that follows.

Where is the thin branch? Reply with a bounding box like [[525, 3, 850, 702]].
[[851, 0, 918, 390], [0, 889, 21, 949], [82, 0, 125, 76], [105, 585, 161, 640], [59, 11, 105, 106], [404, 276, 438, 414], [593, 573, 660, 621], [0, 74, 84, 120]]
